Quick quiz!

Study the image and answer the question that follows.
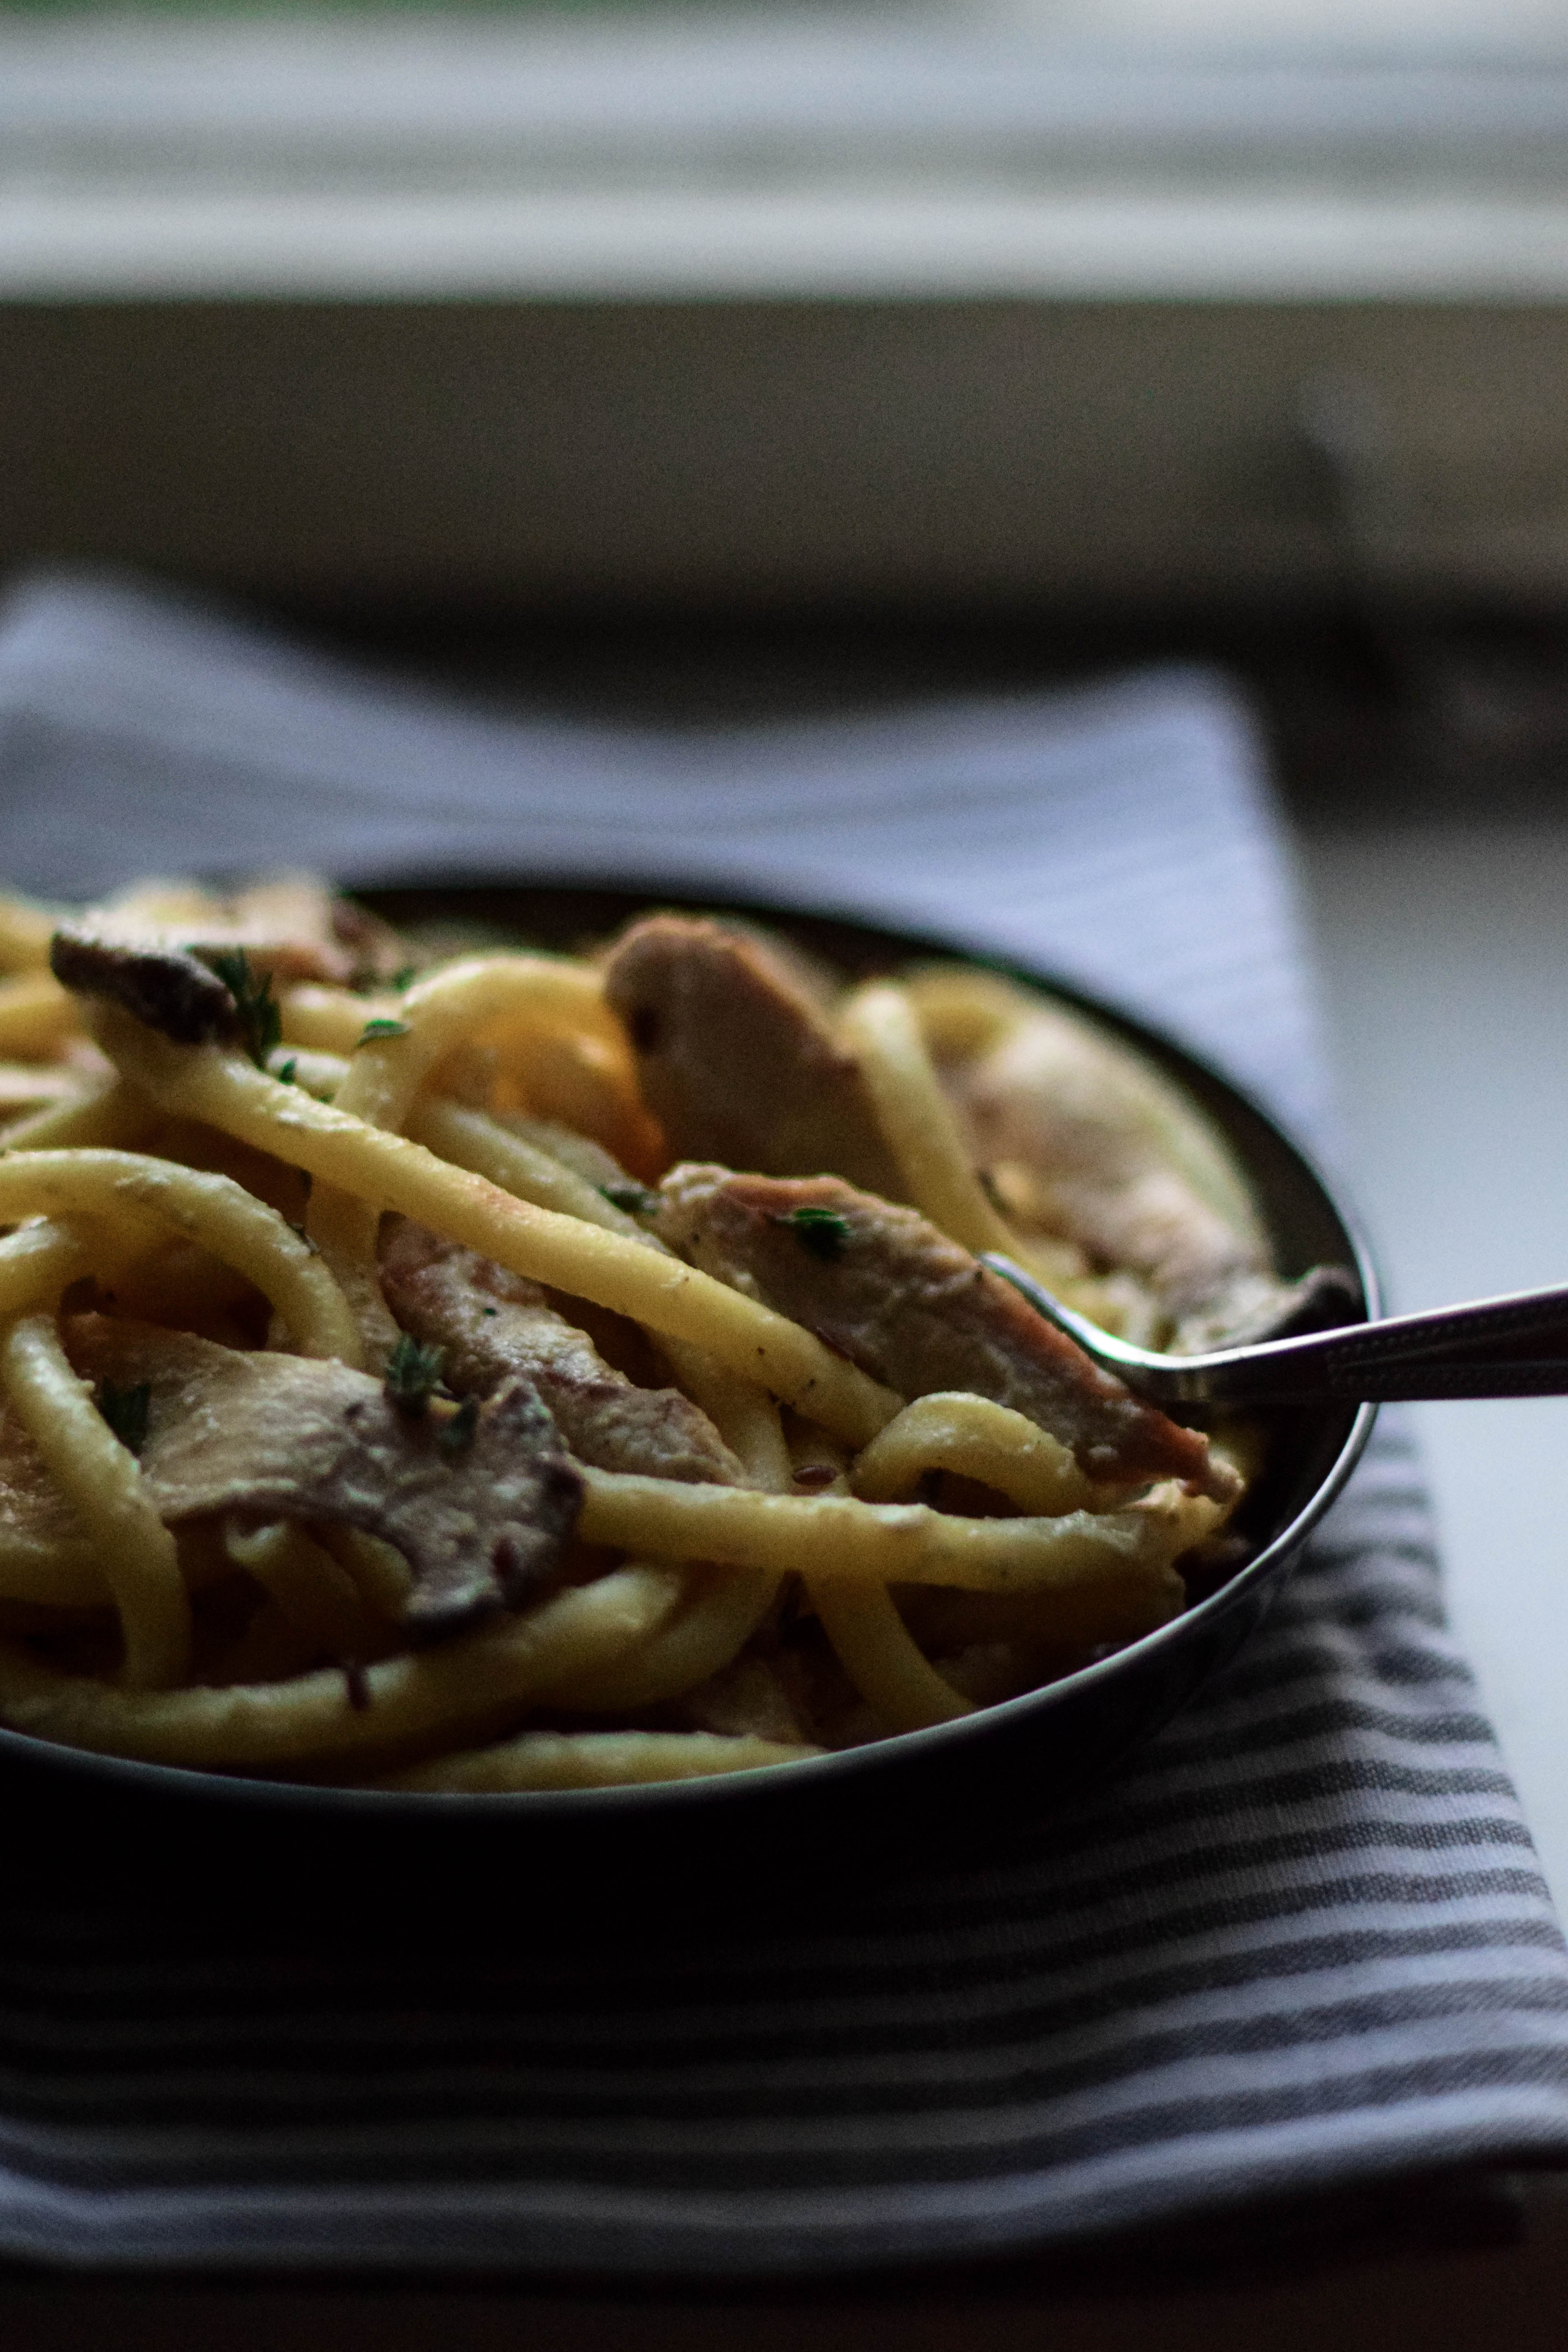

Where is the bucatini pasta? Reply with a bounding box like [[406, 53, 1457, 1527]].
[[0, 873, 1293, 1790]]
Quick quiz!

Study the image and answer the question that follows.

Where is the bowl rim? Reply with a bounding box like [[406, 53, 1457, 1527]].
[[0, 881, 1380, 1822]]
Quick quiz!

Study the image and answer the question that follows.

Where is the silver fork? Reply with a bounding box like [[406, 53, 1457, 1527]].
[[981, 1255, 1568, 1409]]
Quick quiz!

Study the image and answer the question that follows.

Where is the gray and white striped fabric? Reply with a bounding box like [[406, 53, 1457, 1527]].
[[0, 568, 1566, 2275]]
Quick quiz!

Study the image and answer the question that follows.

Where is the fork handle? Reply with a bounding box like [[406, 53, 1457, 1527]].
[[1259, 1356, 1568, 1403], [982, 1254, 1568, 1407], [1174, 1284, 1568, 1404]]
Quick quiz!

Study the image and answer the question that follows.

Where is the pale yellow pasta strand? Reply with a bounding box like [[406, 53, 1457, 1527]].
[[280, 985, 402, 1055], [0, 974, 80, 1058], [838, 980, 1124, 1318], [851, 1393, 1111, 1516], [224, 1523, 374, 1660], [0, 1075, 153, 1154], [90, 1015, 899, 1446], [545, 1327, 786, 1710], [839, 980, 1021, 1258], [0, 1065, 90, 1115], [807, 1579, 975, 1734], [308, 958, 637, 1351], [785, 1405, 978, 1734], [0, 1150, 363, 1367], [0, 1314, 189, 1688], [0, 1560, 683, 1773], [318, 1526, 414, 1624], [364, 956, 624, 1114], [543, 1560, 778, 1712], [0, 890, 66, 974], [295, 1223, 401, 1369], [0, 1525, 107, 1610], [898, 965, 1023, 1060], [410, 1096, 651, 1241], [580, 1467, 1203, 1622], [377, 1729, 818, 1793], [0, 1218, 92, 1322], [0, 1217, 184, 1611], [265, 1046, 346, 1098], [619, 1323, 789, 1696]]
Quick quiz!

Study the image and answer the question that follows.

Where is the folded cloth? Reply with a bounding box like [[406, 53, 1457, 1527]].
[[0, 568, 1566, 2277]]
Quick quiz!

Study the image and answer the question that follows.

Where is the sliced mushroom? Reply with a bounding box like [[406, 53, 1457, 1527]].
[[50, 927, 237, 1047], [66, 1316, 582, 1641], [49, 877, 409, 1048]]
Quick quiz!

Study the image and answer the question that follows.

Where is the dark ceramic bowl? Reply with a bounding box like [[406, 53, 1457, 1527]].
[[0, 885, 1377, 1914]]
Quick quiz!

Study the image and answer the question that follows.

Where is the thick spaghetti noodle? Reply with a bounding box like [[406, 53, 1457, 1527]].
[[0, 874, 1269, 1788]]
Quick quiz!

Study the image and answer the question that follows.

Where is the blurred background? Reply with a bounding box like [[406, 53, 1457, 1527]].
[[4, 0, 1568, 1898]]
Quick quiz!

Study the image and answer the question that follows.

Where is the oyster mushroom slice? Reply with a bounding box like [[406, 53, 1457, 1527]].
[[49, 927, 238, 1047], [66, 1316, 582, 1641], [653, 1167, 1237, 1505]]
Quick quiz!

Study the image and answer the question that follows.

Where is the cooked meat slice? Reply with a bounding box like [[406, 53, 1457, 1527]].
[[602, 915, 904, 1196], [66, 1316, 581, 1640], [379, 1218, 746, 1487], [654, 1167, 1235, 1502]]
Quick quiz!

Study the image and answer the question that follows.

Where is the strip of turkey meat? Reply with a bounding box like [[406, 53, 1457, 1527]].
[[654, 1166, 1237, 1503], [601, 914, 904, 1197]]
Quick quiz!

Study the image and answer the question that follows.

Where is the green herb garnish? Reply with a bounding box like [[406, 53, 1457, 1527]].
[[208, 949, 282, 1071], [774, 1206, 852, 1262], [275, 1056, 298, 1087], [599, 1183, 659, 1217], [436, 1393, 480, 1461], [384, 1334, 445, 1416], [390, 965, 419, 993], [358, 1018, 411, 1044], [96, 1379, 151, 1456]]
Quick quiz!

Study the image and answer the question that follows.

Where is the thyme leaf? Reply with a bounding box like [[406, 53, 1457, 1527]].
[[384, 1334, 445, 1417], [96, 1379, 151, 1457], [436, 1393, 480, 1462], [208, 948, 282, 1071], [359, 1018, 411, 1044], [599, 1183, 660, 1217], [773, 1205, 852, 1262]]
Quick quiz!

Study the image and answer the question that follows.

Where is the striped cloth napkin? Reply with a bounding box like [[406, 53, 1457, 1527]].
[[0, 568, 1566, 2277]]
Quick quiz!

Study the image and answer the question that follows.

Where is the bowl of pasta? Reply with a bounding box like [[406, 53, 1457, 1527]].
[[0, 873, 1374, 1877]]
